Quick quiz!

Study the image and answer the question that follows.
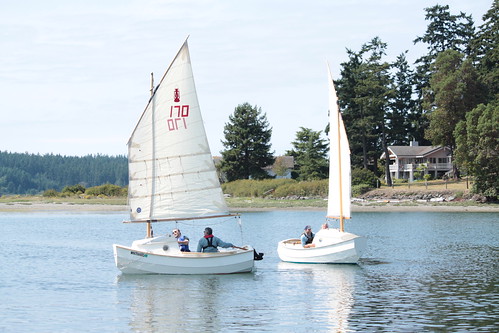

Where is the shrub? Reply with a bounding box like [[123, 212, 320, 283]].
[[351, 168, 378, 187], [62, 184, 86, 195], [42, 189, 59, 197], [271, 179, 328, 198], [351, 184, 372, 197], [222, 179, 295, 197], [85, 184, 126, 197]]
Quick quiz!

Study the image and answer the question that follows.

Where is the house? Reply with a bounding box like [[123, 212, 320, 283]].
[[264, 156, 295, 179], [213, 155, 295, 180], [380, 141, 452, 182]]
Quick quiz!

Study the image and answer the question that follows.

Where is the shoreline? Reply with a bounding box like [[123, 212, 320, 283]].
[[0, 202, 497, 213]]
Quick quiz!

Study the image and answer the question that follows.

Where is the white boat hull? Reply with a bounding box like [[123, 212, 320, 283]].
[[113, 235, 254, 275], [277, 229, 366, 264]]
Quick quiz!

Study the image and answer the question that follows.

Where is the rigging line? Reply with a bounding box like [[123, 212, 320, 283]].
[[236, 215, 244, 245]]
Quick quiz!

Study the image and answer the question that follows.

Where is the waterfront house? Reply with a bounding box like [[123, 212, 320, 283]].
[[380, 141, 452, 182]]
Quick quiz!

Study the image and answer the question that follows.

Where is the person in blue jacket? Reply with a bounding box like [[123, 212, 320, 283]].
[[172, 228, 190, 252], [300, 225, 316, 248], [197, 227, 234, 253]]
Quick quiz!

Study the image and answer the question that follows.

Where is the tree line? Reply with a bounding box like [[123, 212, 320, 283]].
[[0, 151, 127, 195], [219, 3, 498, 201]]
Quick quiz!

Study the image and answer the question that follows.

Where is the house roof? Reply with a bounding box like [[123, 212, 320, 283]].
[[381, 146, 448, 159], [273, 156, 294, 168]]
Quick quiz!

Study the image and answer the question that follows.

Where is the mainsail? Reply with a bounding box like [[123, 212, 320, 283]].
[[127, 39, 228, 222], [326, 67, 351, 222]]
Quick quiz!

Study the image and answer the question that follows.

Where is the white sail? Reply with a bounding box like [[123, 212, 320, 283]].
[[127, 39, 228, 222], [326, 67, 351, 219]]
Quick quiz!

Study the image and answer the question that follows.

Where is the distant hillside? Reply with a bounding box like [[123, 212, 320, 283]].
[[0, 151, 127, 195]]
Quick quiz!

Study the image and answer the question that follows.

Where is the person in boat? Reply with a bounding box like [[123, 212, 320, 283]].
[[301, 225, 316, 248], [321, 223, 329, 229], [197, 227, 234, 253], [172, 228, 190, 252]]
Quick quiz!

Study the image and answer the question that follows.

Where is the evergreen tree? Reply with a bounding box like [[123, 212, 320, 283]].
[[470, 0, 499, 103], [337, 49, 366, 169], [338, 37, 393, 184], [220, 103, 274, 181], [286, 127, 328, 181], [413, 4, 475, 144], [424, 49, 484, 178], [454, 102, 498, 200], [390, 52, 418, 145]]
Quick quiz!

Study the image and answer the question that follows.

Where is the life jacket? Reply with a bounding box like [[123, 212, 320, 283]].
[[178, 235, 190, 252], [302, 232, 314, 244], [202, 235, 218, 251]]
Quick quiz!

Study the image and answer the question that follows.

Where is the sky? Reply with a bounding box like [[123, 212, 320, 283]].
[[0, 0, 492, 157]]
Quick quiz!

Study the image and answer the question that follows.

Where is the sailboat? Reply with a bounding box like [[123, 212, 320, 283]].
[[277, 66, 366, 264], [113, 38, 258, 274]]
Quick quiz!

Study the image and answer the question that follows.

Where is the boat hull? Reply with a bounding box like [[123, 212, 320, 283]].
[[113, 236, 254, 274], [277, 229, 366, 264]]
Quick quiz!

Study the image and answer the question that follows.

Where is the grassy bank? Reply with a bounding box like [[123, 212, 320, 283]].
[[1, 179, 496, 211], [0, 195, 126, 206]]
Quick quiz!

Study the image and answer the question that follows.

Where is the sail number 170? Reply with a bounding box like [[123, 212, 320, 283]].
[[168, 105, 189, 131]]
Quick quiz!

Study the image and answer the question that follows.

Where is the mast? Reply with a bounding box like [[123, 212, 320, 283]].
[[336, 109, 345, 232], [146, 72, 155, 238]]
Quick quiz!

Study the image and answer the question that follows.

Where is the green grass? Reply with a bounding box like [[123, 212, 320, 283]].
[[226, 197, 327, 209]]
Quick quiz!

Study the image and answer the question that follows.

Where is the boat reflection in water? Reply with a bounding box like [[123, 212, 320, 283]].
[[115, 262, 360, 332], [116, 273, 257, 332], [276, 262, 359, 332]]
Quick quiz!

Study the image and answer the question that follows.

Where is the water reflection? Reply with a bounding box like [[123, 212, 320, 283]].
[[115, 263, 361, 332], [116, 273, 259, 332], [276, 263, 359, 332]]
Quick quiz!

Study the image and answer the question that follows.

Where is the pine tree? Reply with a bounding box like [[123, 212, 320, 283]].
[[390, 52, 418, 145], [413, 4, 476, 143], [470, 0, 499, 103], [455, 102, 499, 200], [424, 49, 484, 178], [220, 103, 274, 181], [286, 127, 328, 181]]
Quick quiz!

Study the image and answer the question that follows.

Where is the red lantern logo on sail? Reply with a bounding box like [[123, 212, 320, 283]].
[[174, 88, 180, 102], [168, 88, 189, 131]]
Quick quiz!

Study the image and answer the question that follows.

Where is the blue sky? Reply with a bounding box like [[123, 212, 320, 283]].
[[0, 0, 492, 157]]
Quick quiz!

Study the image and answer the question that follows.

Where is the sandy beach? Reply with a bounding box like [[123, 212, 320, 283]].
[[0, 202, 497, 213]]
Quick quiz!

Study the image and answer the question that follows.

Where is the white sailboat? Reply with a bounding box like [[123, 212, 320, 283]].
[[277, 66, 366, 264], [113, 38, 258, 274]]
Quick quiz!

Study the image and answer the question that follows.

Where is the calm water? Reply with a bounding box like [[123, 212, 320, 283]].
[[0, 210, 497, 332]]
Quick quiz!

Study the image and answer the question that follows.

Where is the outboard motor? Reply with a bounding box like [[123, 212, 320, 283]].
[[253, 249, 264, 261]]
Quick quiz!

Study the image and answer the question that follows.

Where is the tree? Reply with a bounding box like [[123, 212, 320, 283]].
[[470, 0, 499, 103], [220, 103, 274, 181], [337, 48, 366, 169], [424, 49, 484, 178], [454, 102, 498, 200], [413, 4, 476, 143], [286, 127, 328, 181], [338, 37, 393, 185], [389, 52, 418, 145]]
